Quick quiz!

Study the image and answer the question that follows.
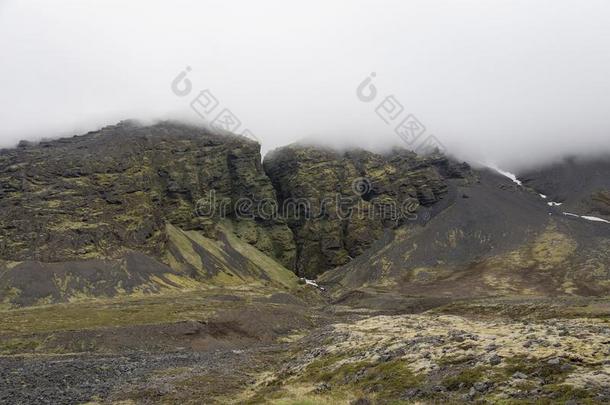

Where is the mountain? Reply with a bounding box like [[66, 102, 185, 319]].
[[1, 121, 608, 308], [0, 121, 297, 306], [320, 166, 610, 299], [1, 122, 609, 404]]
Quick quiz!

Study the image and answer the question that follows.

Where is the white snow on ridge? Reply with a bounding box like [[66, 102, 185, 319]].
[[581, 215, 610, 224], [563, 212, 610, 224], [483, 163, 608, 226], [492, 167, 523, 186]]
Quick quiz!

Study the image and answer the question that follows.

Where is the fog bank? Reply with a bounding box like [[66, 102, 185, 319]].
[[1, 0, 610, 171]]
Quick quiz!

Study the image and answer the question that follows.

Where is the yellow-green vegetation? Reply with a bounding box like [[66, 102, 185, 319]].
[[441, 366, 490, 390], [248, 353, 424, 403], [257, 308, 610, 403], [445, 221, 609, 296], [122, 372, 250, 404], [164, 223, 224, 277], [531, 226, 577, 269], [0, 336, 43, 354], [48, 220, 109, 232], [220, 222, 297, 289], [489, 382, 601, 405], [0, 282, 315, 355], [0, 289, 239, 336], [0, 221, 298, 308], [0, 285, 21, 310], [164, 222, 296, 289], [437, 353, 479, 366], [431, 297, 610, 320], [307, 358, 423, 399], [540, 384, 597, 403]]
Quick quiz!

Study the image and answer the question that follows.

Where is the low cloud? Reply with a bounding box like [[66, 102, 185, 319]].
[[1, 0, 610, 171]]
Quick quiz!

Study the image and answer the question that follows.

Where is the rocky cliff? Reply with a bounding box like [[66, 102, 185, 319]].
[[1, 122, 472, 287], [0, 121, 295, 267], [0, 122, 300, 305], [263, 144, 472, 277]]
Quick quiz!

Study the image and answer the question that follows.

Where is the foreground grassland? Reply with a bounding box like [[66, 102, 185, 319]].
[[0, 293, 609, 404], [257, 308, 609, 404]]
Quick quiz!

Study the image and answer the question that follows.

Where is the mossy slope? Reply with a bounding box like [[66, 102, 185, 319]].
[[0, 222, 296, 307]]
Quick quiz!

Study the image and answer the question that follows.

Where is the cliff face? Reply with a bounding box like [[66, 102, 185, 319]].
[[0, 121, 474, 304], [263, 145, 472, 277], [1, 121, 608, 306], [0, 121, 295, 269]]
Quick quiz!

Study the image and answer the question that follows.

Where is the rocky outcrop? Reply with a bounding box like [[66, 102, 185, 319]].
[[263, 144, 472, 277], [0, 121, 473, 289], [0, 121, 295, 269]]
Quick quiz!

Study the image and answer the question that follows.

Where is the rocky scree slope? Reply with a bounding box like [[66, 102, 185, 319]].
[[519, 156, 610, 221], [321, 167, 610, 298]]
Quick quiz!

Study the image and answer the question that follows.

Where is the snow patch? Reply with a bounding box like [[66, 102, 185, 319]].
[[563, 212, 610, 224], [302, 278, 327, 291], [491, 167, 523, 186], [581, 215, 610, 224], [539, 194, 547, 199], [547, 202, 562, 207], [304, 278, 319, 287]]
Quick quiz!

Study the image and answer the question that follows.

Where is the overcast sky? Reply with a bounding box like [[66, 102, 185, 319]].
[[1, 0, 609, 170]]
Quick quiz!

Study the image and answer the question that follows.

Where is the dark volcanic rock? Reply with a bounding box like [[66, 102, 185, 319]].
[[263, 144, 472, 277], [0, 121, 295, 268], [0, 121, 300, 305], [0, 120, 476, 300], [320, 165, 610, 298], [519, 156, 610, 220]]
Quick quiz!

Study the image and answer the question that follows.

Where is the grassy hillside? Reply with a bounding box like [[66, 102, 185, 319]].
[[0, 222, 297, 308]]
